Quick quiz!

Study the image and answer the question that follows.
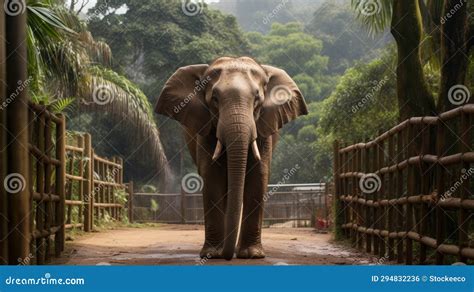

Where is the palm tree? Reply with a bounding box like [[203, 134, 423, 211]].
[[26, 0, 170, 184]]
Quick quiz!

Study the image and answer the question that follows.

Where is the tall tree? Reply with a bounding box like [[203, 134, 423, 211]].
[[352, 0, 473, 119], [438, 0, 472, 111]]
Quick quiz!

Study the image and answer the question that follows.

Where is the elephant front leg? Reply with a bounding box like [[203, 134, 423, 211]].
[[237, 139, 271, 259], [200, 162, 227, 259]]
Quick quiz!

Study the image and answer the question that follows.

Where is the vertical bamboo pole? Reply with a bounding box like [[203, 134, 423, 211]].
[[55, 115, 66, 255], [387, 134, 395, 260], [118, 157, 124, 221], [35, 113, 46, 265], [458, 112, 470, 263], [90, 149, 95, 229], [66, 142, 74, 225], [435, 118, 446, 265], [101, 161, 106, 220], [405, 123, 414, 265], [0, 4, 7, 265], [78, 135, 84, 225], [28, 109, 34, 264], [44, 116, 53, 261], [356, 146, 362, 249], [396, 130, 404, 263], [83, 134, 92, 232], [372, 144, 379, 256], [109, 161, 114, 220], [341, 146, 348, 238], [333, 141, 342, 238], [378, 136, 386, 259], [419, 121, 430, 264], [350, 147, 356, 245], [363, 144, 371, 253], [6, 8, 30, 264]]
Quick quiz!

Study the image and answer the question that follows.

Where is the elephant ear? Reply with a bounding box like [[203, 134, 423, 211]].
[[155, 64, 212, 136], [257, 65, 308, 137]]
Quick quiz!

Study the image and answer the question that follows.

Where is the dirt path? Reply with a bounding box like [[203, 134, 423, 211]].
[[53, 225, 377, 265]]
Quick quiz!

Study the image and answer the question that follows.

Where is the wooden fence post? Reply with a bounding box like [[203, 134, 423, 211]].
[[6, 9, 30, 264], [387, 134, 395, 260], [377, 134, 386, 259], [419, 120, 430, 264], [396, 130, 404, 263], [372, 143, 379, 256], [458, 112, 470, 263], [83, 133, 93, 232], [90, 149, 95, 229], [55, 114, 66, 256], [435, 119, 446, 264], [35, 114, 46, 265], [333, 141, 343, 238], [405, 122, 415, 265], [77, 135, 84, 228]]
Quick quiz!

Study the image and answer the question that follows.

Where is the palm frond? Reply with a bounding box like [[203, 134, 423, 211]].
[[79, 66, 169, 175], [49, 97, 76, 113], [351, 0, 393, 36]]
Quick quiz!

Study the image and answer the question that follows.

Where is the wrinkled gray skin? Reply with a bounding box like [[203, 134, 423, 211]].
[[155, 57, 307, 260]]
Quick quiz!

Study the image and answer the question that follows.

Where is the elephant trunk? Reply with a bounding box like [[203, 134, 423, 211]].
[[220, 122, 251, 260]]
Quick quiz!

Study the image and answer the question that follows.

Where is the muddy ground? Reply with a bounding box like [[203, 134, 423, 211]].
[[52, 224, 378, 265]]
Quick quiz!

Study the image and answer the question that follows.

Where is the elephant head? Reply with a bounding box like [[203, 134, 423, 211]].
[[155, 57, 307, 260]]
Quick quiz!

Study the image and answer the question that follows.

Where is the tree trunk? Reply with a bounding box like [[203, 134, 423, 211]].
[[6, 8, 30, 264], [438, 0, 470, 112], [0, 2, 7, 265], [391, 0, 436, 120]]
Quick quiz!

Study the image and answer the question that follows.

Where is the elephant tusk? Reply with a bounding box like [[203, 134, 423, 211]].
[[251, 140, 261, 161], [212, 140, 223, 161]]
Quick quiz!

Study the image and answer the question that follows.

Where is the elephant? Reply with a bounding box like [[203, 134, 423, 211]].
[[155, 57, 308, 260]]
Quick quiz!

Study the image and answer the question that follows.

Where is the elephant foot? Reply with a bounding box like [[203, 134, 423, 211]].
[[236, 244, 265, 259], [199, 244, 223, 259]]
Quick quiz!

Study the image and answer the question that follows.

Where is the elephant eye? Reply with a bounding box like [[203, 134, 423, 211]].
[[254, 93, 261, 107]]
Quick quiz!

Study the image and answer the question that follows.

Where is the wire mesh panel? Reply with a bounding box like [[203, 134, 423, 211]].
[[132, 183, 331, 228]]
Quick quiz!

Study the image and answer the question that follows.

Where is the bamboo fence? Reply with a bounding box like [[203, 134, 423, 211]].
[[333, 105, 474, 265]]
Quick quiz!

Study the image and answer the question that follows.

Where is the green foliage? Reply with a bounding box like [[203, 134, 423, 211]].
[[351, 0, 393, 36], [319, 52, 398, 143], [306, 2, 389, 73], [150, 199, 159, 213], [141, 185, 158, 193], [115, 189, 128, 205], [89, 0, 250, 97], [248, 22, 335, 102], [49, 97, 76, 113]]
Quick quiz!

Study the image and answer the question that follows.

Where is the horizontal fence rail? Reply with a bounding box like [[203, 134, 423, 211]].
[[132, 183, 331, 229], [333, 105, 474, 265]]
